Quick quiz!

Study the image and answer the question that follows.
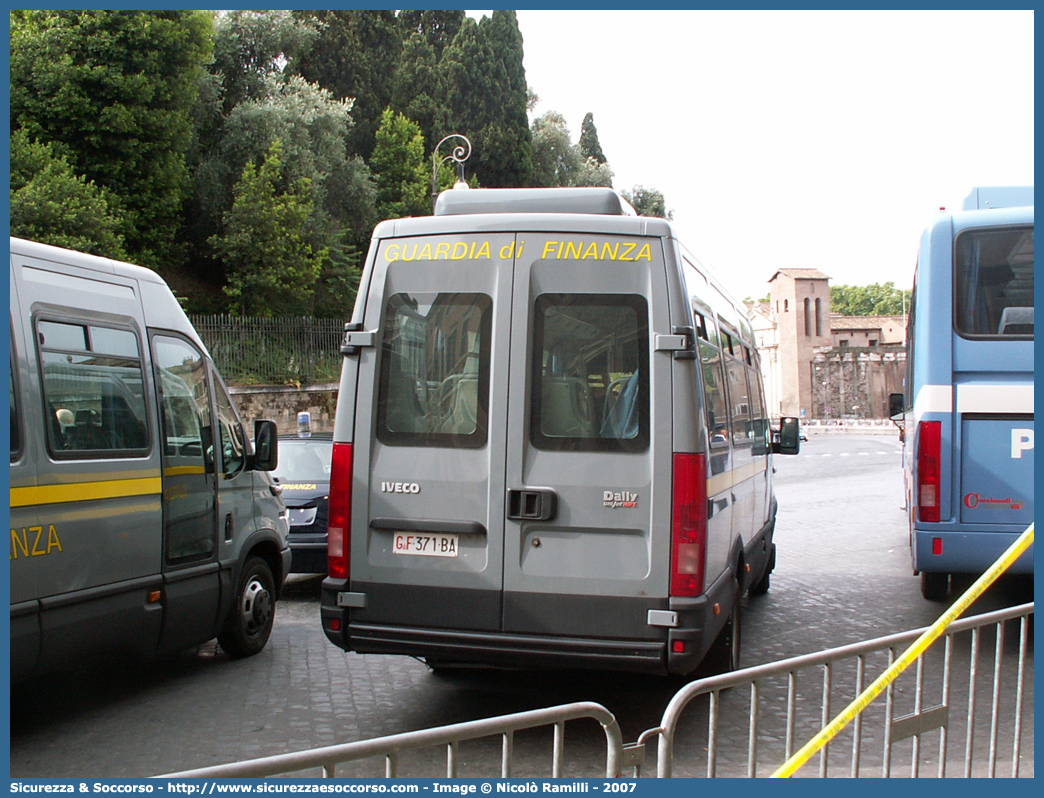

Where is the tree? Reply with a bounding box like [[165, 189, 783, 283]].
[[390, 32, 446, 153], [622, 185, 672, 219], [578, 112, 607, 164], [10, 10, 213, 268], [290, 10, 402, 161], [397, 10, 464, 58], [210, 141, 326, 317], [10, 130, 128, 260], [830, 282, 910, 316], [370, 108, 431, 219], [530, 111, 581, 187], [574, 157, 614, 188], [440, 12, 532, 188]]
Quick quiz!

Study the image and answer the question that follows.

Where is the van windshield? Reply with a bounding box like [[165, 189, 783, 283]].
[[376, 292, 492, 448]]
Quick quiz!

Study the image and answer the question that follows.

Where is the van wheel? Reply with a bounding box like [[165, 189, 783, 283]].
[[702, 581, 742, 674], [749, 544, 774, 596], [218, 557, 276, 658], [920, 571, 950, 602]]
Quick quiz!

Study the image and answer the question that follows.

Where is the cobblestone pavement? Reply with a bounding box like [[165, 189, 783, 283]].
[[8, 434, 1032, 778]]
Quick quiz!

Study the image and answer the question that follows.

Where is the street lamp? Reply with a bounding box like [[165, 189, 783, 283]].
[[432, 133, 471, 211]]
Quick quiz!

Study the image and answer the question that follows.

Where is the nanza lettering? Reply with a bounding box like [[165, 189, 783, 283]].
[[541, 240, 653, 262], [381, 481, 421, 494], [10, 524, 63, 560], [603, 490, 639, 509], [963, 493, 1023, 511], [280, 483, 318, 491]]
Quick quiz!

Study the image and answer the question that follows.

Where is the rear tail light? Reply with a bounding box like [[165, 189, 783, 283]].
[[327, 442, 354, 579], [671, 453, 707, 597], [916, 421, 941, 523]]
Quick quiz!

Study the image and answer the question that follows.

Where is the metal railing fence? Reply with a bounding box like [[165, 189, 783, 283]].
[[157, 702, 634, 780], [189, 315, 346, 385], [634, 602, 1032, 778]]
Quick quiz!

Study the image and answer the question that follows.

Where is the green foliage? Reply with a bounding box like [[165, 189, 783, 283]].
[[441, 12, 532, 188], [371, 109, 431, 219], [10, 10, 213, 268], [830, 282, 911, 316], [291, 10, 402, 161], [10, 130, 128, 260], [530, 111, 581, 187], [211, 10, 319, 114], [578, 112, 607, 164], [622, 185, 672, 219], [391, 32, 446, 152], [210, 141, 326, 317], [397, 10, 464, 58]]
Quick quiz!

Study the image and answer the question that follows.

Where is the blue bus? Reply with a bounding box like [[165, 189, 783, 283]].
[[891, 187, 1034, 601]]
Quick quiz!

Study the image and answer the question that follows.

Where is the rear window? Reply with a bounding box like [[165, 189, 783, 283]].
[[531, 294, 649, 452], [955, 225, 1034, 338], [376, 292, 491, 448]]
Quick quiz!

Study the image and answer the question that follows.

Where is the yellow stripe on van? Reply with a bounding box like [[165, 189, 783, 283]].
[[705, 458, 769, 497], [10, 477, 163, 508], [164, 465, 206, 477]]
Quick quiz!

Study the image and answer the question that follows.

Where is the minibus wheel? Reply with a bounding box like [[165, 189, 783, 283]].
[[702, 579, 741, 674], [920, 571, 950, 602], [218, 556, 276, 658]]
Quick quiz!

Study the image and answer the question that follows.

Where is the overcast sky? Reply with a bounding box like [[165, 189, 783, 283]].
[[470, 9, 1034, 302]]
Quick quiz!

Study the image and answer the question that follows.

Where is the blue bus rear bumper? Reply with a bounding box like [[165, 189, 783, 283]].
[[913, 528, 1034, 575]]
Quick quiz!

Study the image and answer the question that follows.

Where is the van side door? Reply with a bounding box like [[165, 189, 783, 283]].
[[151, 334, 222, 653]]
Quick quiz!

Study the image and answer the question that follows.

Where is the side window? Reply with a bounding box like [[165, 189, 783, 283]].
[[377, 292, 492, 448], [10, 354, 22, 460], [955, 225, 1034, 338], [531, 294, 649, 452], [748, 363, 769, 455], [153, 336, 212, 474], [698, 323, 730, 473], [214, 376, 246, 479], [37, 318, 148, 457], [723, 355, 752, 446]]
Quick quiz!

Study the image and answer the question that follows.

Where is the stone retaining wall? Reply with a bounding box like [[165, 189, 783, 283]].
[[230, 384, 338, 435]]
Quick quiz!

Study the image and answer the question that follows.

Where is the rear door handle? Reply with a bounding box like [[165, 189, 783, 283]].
[[506, 489, 558, 522]]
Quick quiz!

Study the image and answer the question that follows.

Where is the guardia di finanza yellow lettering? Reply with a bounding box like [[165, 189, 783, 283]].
[[384, 238, 652, 263]]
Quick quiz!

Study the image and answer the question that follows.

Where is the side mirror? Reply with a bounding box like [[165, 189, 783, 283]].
[[252, 419, 279, 471], [888, 393, 905, 419], [773, 416, 800, 455]]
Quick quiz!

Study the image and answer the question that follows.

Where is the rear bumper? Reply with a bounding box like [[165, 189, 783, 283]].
[[319, 568, 735, 676], [913, 528, 1034, 575]]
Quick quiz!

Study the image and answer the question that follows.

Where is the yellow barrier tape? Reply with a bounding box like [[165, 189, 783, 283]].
[[771, 522, 1034, 778]]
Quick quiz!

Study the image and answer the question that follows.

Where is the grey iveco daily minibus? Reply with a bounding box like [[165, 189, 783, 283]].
[[321, 187, 799, 675]]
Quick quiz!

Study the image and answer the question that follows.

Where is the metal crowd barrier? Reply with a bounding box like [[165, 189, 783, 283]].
[[158, 702, 633, 779], [632, 602, 1033, 778]]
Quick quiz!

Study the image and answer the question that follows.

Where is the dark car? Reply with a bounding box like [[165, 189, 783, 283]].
[[272, 433, 332, 574]]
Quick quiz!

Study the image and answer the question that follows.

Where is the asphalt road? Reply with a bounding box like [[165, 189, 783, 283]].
[[8, 434, 1033, 778]]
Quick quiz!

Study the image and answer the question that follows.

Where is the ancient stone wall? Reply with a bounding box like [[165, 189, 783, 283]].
[[230, 383, 338, 435], [809, 346, 905, 419]]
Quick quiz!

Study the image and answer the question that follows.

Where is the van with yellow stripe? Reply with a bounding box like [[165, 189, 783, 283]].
[[9, 237, 290, 681], [321, 187, 799, 675]]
